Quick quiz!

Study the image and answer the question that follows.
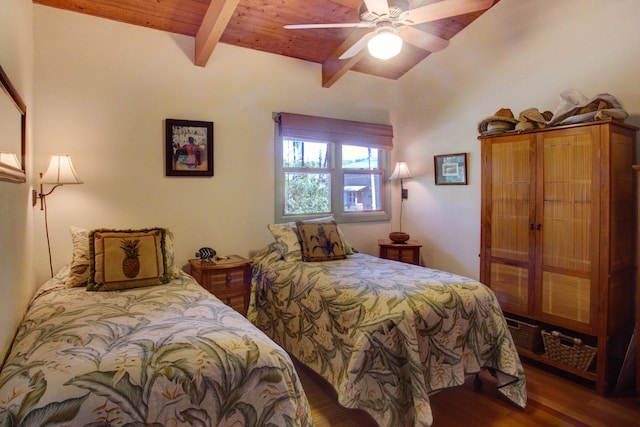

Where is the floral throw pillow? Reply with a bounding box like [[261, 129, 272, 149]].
[[296, 221, 347, 262], [267, 222, 302, 262], [64, 226, 91, 288]]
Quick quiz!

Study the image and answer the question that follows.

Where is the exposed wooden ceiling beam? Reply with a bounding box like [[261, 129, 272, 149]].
[[34, 0, 498, 84], [194, 0, 241, 67], [321, 29, 370, 88]]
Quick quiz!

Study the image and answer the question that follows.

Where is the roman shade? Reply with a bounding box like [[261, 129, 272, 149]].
[[275, 112, 393, 150]]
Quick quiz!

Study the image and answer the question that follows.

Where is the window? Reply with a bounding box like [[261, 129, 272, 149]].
[[274, 112, 393, 223]]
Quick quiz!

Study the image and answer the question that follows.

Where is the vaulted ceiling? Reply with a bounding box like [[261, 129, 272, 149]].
[[33, 0, 499, 87]]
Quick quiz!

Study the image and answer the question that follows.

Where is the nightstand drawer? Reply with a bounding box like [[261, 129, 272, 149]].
[[203, 267, 248, 297], [189, 257, 252, 316], [385, 248, 416, 264], [378, 239, 422, 266]]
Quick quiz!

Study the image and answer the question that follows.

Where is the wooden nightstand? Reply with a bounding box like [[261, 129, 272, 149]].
[[189, 256, 252, 316], [378, 239, 422, 266]]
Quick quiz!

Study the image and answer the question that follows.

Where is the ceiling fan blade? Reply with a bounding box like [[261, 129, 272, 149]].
[[404, 0, 493, 25], [339, 32, 375, 59], [401, 27, 449, 52], [284, 22, 366, 29], [364, 0, 390, 16]]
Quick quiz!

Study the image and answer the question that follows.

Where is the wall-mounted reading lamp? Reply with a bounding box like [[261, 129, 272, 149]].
[[32, 155, 83, 276], [389, 161, 412, 200], [388, 161, 413, 243], [33, 154, 83, 210]]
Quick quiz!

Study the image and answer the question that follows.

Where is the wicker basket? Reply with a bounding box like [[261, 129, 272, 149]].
[[506, 317, 543, 353], [541, 330, 597, 371]]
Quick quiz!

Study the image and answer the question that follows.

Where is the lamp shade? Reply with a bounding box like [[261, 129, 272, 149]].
[[368, 28, 403, 60], [0, 152, 21, 169], [389, 161, 412, 180], [41, 155, 83, 185]]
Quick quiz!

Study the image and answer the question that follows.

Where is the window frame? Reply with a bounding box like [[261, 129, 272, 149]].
[[274, 113, 392, 224]]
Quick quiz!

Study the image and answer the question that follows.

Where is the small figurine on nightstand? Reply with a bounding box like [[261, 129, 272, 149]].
[[196, 247, 217, 264]]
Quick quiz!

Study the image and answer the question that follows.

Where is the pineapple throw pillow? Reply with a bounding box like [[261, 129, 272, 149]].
[[88, 228, 169, 291]]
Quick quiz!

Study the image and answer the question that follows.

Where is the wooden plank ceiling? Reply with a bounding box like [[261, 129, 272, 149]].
[[33, 0, 498, 87]]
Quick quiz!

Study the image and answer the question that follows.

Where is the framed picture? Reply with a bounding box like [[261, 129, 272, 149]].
[[165, 119, 214, 177], [434, 153, 467, 185]]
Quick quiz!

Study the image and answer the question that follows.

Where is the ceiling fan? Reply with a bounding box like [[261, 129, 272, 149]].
[[284, 0, 493, 60]]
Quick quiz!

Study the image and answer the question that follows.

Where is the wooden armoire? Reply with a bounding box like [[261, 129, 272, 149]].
[[479, 120, 637, 394]]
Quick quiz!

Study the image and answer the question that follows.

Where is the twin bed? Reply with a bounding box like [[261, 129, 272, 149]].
[[0, 223, 526, 427], [0, 268, 313, 427], [0, 228, 312, 426], [249, 219, 526, 427]]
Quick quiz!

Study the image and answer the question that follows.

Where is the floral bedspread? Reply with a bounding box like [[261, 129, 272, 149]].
[[249, 244, 526, 427], [0, 266, 313, 427]]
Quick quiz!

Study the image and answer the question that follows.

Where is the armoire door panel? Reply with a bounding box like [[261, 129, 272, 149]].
[[541, 202, 591, 272], [540, 132, 593, 274], [541, 270, 591, 325], [490, 263, 529, 313], [490, 140, 532, 263]]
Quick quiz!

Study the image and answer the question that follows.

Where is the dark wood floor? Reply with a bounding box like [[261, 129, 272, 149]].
[[295, 359, 640, 426]]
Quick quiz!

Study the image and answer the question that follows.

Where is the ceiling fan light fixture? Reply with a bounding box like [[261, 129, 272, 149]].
[[367, 28, 403, 60]]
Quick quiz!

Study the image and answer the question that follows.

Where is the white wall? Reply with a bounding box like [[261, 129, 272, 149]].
[[0, 0, 34, 356], [15, 0, 640, 303], [32, 5, 398, 285], [396, 0, 640, 279]]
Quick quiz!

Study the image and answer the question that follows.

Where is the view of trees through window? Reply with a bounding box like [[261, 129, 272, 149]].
[[282, 139, 382, 216]]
